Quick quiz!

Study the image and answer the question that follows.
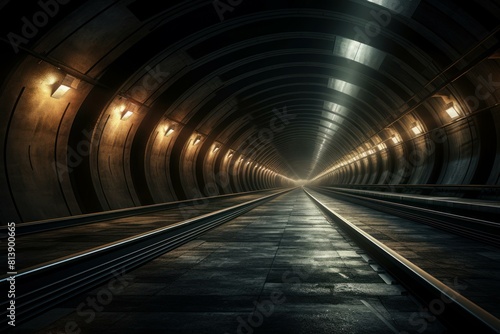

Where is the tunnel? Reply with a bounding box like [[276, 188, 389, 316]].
[[1, 1, 499, 333]]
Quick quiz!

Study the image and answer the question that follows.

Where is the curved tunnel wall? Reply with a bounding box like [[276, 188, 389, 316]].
[[315, 60, 500, 188], [0, 1, 499, 223]]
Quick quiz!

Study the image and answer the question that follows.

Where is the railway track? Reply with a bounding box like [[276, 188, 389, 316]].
[[0, 188, 293, 331], [304, 187, 500, 334], [2, 187, 499, 333], [310, 186, 500, 248], [0, 189, 283, 237]]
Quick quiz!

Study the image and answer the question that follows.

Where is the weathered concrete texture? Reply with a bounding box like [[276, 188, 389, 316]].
[[18, 189, 446, 334]]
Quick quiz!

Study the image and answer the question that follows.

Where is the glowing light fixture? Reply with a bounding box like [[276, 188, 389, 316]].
[[391, 134, 399, 144], [445, 103, 460, 119], [411, 122, 423, 135], [193, 135, 201, 146], [121, 110, 134, 120], [51, 74, 80, 99], [213, 144, 220, 153], [164, 126, 175, 137], [377, 142, 387, 150], [227, 151, 234, 158]]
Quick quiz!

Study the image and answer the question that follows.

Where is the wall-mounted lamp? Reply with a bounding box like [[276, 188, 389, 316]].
[[391, 134, 399, 144], [51, 74, 80, 99], [213, 144, 221, 153], [433, 94, 460, 119], [445, 102, 460, 119], [164, 125, 175, 136], [227, 151, 234, 158], [246, 161, 251, 165], [193, 135, 202, 145], [411, 122, 423, 135], [121, 110, 134, 120]]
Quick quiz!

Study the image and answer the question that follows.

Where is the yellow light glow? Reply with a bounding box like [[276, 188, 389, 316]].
[[51, 85, 71, 99], [193, 135, 201, 145], [445, 105, 460, 119], [391, 134, 399, 144], [51, 74, 80, 99], [165, 127, 175, 136], [411, 122, 422, 135], [121, 110, 134, 120]]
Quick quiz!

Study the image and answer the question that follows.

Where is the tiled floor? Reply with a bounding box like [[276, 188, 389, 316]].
[[17, 189, 446, 333]]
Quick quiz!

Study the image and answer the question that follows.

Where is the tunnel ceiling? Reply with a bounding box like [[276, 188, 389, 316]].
[[1, 0, 500, 220]]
